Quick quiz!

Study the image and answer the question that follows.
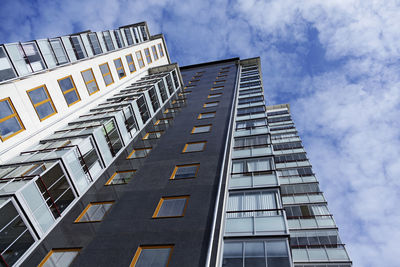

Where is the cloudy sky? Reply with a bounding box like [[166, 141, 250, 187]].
[[1, 0, 399, 266]]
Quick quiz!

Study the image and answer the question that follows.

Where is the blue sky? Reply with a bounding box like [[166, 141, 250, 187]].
[[1, 0, 400, 266]]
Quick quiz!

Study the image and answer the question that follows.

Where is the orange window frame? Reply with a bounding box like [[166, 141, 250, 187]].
[[99, 62, 114, 86], [136, 51, 145, 68], [151, 45, 159, 60], [105, 170, 136, 185], [170, 164, 200, 180], [191, 124, 212, 134], [152, 196, 190, 218], [113, 58, 126, 79], [126, 54, 137, 73], [182, 141, 207, 153], [57, 75, 81, 106], [0, 97, 25, 141], [74, 201, 114, 223], [130, 245, 174, 267], [26, 85, 57, 121], [81, 68, 99, 95]]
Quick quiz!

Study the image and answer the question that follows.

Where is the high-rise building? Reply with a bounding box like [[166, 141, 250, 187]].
[[0, 22, 351, 267]]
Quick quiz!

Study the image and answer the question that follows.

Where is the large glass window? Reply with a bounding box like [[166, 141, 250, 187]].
[[57, 75, 80, 106], [70, 36, 87, 59], [102, 31, 115, 51], [49, 38, 69, 64], [99, 62, 114, 86], [232, 157, 273, 173], [81, 68, 99, 95], [88, 33, 102, 55], [234, 135, 269, 147], [151, 45, 159, 60], [130, 245, 173, 267], [144, 48, 152, 64], [113, 30, 125, 48], [75, 201, 114, 222], [124, 28, 134, 45], [113, 58, 126, 79], [137, 96, 150, 123], [0, 97, 24, 141], [236, 118, 267, 130], [126, 54, 137, 73], [153, 196, 189, 218], [0, 46, 17, 81], [27, 85, 57, 121], [170, 164, 200, 179], [136, 51, 145, 68], [38, 248, 80, 267], [222, 240, 291, 267]]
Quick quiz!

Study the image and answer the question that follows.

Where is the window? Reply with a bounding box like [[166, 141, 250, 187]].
[[127, 147, 152, 159], [113, 58, 126, 79], [0, 97, 24, 141], [211, 86, 224, 91], [191, 124, 212, 134], [198, 112, 216, 119], [27, 85, 57, 121], [153, 196, 189, 218], [105, 170, 136, 185], [164, 108, 179, 114], [237, 106, 265, 116], [99, 62, 114, 86], [74, 201, 114, 223], [171, 98, 186, 104], [232, 157, 273, 173], [81, 68, 99, 95], [182, 141, 206, 153], [214, 80, 225, 84], [170, 164, 200, 179], [151, 45, 159, 60], [203, 101, 219, 108], [155, 118, 173, 125], [136, 51, 145, 68], [144, 48, 152, 64], [234, 135, 269, 147], [236, 119, 267, 130], [38, 248, 81, 267], [57, 76, 80, 106], [222, 240, 291, 267], [126, 54, 137, 73], [143, 131, 163, 140], [157, 43, 165, 57], [208, 93, 222, 98], [130, 245, 173, 267]]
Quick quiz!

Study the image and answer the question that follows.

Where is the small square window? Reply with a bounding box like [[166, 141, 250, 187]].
[[214, 80, 225, 84], [130, 245, 173, 267], [182, 141, 206, 153], [208, 93, 222, 98], [198, 112, 216, 119], [143, 131, 164, 140], [216, 75, 227, 79], [155, 118, 173, 126], [153, 196, 189, 218], [75, 201, 114, 223], [127, 147, 152, 159], [191, 125, 212, 134], [105, 170, 136, 185], [170, 164, 200, 179], [171, 98, 185, 104], [38, 248, 80, 267], [203, 102, 219, 108]]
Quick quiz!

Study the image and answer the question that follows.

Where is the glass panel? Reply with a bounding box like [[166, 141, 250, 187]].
[[266, 240, 290, 267], [0, 46, 17, 81], [0, 201, 35, 266], [49, 39, 69, 64], [70, 36, 87, 59], [103, 31, 115, 51], [42, 250, 79, 267], [5, 43, 31, 75], [37, 40, 57, 68], [174, 165, 198, 179], [88, 33, 102, 55], [28, 86, 47, 104], [135, 247, 171, 267], [222, 242, 243, 267], [184, 142, 205, 152], [35, 102, 55, 120], [157, 198, 186, 217], [21, 42, 45, 71], [0, 116, 22, 138], [244, 242, 265, 266], [108, 171, 135, 185]]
